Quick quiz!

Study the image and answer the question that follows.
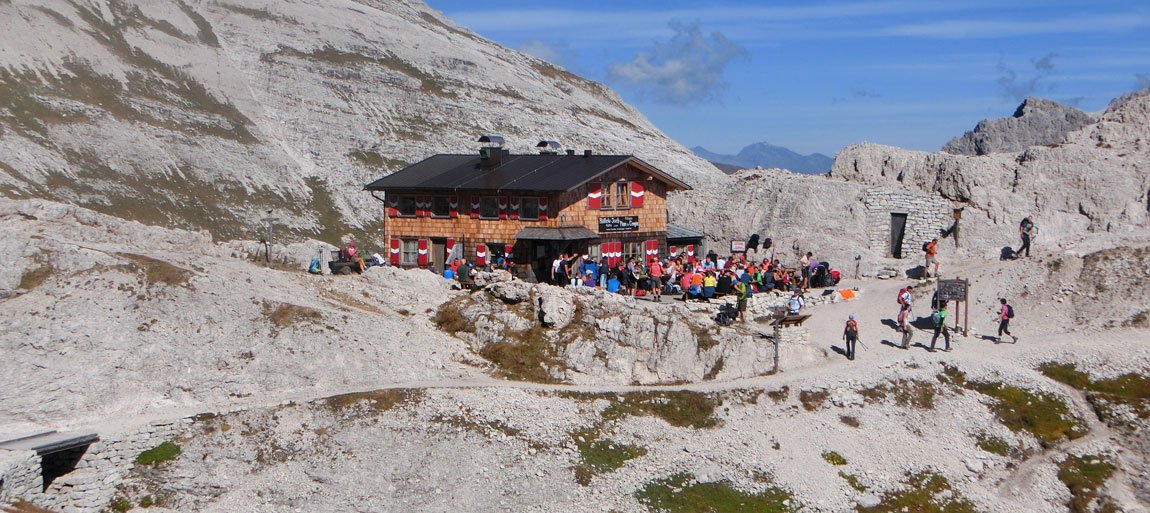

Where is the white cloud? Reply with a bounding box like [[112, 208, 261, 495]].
[[606, 23, 747, 104]]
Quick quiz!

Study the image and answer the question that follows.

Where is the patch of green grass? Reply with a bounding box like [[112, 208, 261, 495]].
[[799, 390, 829, 411], [822, 451, 848, 466], [936, 364, 968, 388], [703, 357, 725, 381], [108, 497, 131, 513], [18, 258, 53, 291], [263, 301, 322, 332], [3, 500, 59, 513], [1039, 362, 1150, 426], [601, 391, 721, 429], [478, 324, 568, 384], [117, 253, 193, 288], [857, 471, 977, 512], [347, 149, 406, 170], [571, 428, 647, 485], [859, 380, 937, 409], [636, 473, 798, 513], [1057, 455, 1118, 513], [840, 471, 868, 492], [322, 389, 422, 414], [690, 324, 721, 352], [136, 441, 181, 466], [968, 381, 1087, 447], [974, 433, 1015, 458], [433, 299, 475, 336], [767, 386, 789, 404]]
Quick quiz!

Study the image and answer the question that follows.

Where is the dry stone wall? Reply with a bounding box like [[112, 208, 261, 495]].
[[0, 419, 189, 513], [863, 188, 953, 260]]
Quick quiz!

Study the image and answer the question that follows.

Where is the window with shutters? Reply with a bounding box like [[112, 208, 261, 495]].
[[623, 241, 642, 262], [479, 196, 500, 219], [401, 239, 419, 265], [599, 181, 631, 210], [396, 196, 417, 217], [519, 197, 540, 220], [430, 196, 450, 218]]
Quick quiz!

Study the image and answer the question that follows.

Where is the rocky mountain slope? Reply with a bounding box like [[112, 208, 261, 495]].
[[693, 142, 833, 174], [942, 97, 1096, 156], [0, 0, 723, 244]]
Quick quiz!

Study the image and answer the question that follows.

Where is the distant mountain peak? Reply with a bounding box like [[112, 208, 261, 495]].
[[692, 142, 832, 174]]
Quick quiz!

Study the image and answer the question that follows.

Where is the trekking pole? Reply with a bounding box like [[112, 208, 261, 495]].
[[857, 338, 869, 351]]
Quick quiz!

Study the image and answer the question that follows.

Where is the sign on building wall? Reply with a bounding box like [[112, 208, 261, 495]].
[[599, 215, 640, 233], [730, 240, 747, 253]]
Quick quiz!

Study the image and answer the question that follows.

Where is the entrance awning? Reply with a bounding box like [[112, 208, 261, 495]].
[[516, 226, 600, 241], [667, 223, 705, 240]]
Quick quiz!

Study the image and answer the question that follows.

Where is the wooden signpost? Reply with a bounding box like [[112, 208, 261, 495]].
[[936, 278, 970, 336]]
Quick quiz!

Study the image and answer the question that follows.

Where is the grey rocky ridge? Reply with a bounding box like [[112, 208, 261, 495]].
[[942, 97, 1096, 156], [2, 1, 1150, 513]]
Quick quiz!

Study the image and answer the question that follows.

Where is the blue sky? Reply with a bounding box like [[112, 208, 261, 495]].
[[423, 0, 1150, 156]]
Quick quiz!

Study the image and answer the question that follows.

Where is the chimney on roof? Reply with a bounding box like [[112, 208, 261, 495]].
[[477, 134, 506, 168], [536, 140, 562, 155], [565, 149, 575, 156], [583, 149, 592, 157]]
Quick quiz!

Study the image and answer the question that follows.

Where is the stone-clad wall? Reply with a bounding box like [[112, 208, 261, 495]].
[[0, 419, 190, 513], [864, 188, 952, 259]]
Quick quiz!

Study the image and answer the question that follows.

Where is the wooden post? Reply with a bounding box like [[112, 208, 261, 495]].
[[963, 279, 970, 336]]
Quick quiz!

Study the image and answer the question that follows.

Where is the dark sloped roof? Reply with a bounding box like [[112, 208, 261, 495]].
[[666, 223, 705, 240], [364, 153, 690, 192], [516, 226, 600, 241]]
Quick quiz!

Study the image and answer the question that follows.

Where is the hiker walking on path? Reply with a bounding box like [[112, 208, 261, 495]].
[[843, 314, 859, 360], [895, 285, 913, 331], [924, 238, 939, 279], [996, 298, 1018, 343], [1017, 216, 1037, 258], [929, 304, 951, 352]]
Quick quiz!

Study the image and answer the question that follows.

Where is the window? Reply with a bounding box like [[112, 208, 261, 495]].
[[479, 197, 500, 219], [598, 181, 631, 210], [401, 239, 419, 265], [519, 197, 539, 220], [623, 241, 642, 262], [587, 243, 601, 261], [397, 196, 416, 217], [431, 196, 450, 218], [614, 182, 631, 209]]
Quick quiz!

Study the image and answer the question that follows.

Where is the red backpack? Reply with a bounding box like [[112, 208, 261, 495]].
[[897, 287, 908, 306]]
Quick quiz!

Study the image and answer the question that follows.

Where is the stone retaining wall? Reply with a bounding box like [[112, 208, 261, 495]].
[[1, 419, 190, 512], [864, 188, 952, 260]]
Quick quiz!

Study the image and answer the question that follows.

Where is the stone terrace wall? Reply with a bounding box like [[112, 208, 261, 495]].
[[0, 419, 189, 513], [864, 188, 952, 259]]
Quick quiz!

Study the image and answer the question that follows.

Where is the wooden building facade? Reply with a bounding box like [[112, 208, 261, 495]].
[[365, 143, 699, 281]]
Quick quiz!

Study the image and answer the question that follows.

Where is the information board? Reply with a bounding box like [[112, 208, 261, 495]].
[[730, 240, 747, 252], [599, 215, 640, 233], [936, 279, 968, 301]]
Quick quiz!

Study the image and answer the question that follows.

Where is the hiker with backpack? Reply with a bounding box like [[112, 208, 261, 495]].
[[929, 304, 951, 352], [899, 306, 914, 350], [996, 298, 1018, 343], [895, 285, 913, 331], [923, 238, 939, 279], [787, 290, 805, 315], [733, 278, 749, 322], [1017, 216, 1037, 258], [843, 314, 860, 360]]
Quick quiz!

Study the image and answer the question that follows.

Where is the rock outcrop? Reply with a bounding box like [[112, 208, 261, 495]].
[[942, 97, 1096, 155], [0, 0, 723, 246]]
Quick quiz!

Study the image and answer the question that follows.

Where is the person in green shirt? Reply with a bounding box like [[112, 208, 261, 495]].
[[929, 304, 951, 352], [733, 277, 749, 323]]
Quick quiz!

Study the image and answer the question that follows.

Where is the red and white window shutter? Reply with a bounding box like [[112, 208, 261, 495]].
[[449, 196, 459, 218], [445, 238, 456, 261], [587, 183, 602, 209], [498, 197, 508, 220], [630, 181, 645, 208], [476, 243, 487, 267], [686, 245, 696, 260], [504, 244, 513, 259], [509, 198, 520, 220], [389, 238, 401, 265], [386, 196, 398, 217], [645, 239, 659, 260], [538, 197, 548, 220], [669, 245, 679, 257], [417, 239, 429, 266], [470, 197, 481, 219]]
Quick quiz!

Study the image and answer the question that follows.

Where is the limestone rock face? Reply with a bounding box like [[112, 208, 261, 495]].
[[0, 0, 723, 245], [455, 284, 778, 385], [830, 90, 1150, 251], [942, 97, 1096, 156]]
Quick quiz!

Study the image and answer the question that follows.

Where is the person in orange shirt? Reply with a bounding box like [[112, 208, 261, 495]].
[[648, 257, 665, 302], [924, 238, 939, 279]]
